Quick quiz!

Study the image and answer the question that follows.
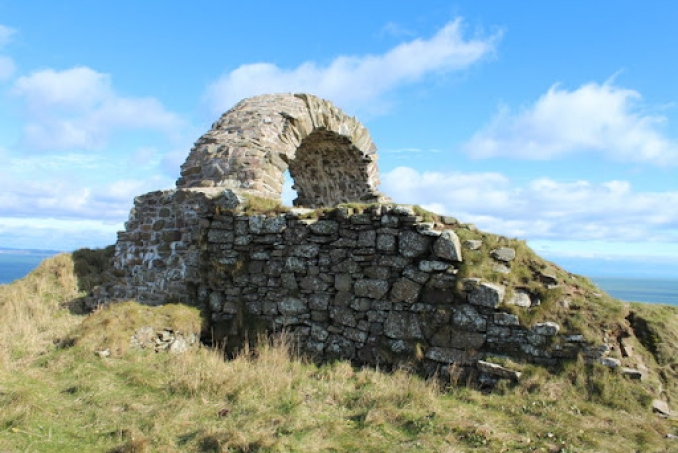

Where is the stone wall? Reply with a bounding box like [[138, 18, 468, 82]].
[[103, 189, 592, 378]]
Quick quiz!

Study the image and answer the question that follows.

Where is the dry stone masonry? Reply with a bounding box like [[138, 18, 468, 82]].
[[99, 93, 619, 381], [176, 93, 389, 207]]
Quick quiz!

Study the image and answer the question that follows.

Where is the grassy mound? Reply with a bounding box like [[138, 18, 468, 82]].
[[0, 243, 676, 451]]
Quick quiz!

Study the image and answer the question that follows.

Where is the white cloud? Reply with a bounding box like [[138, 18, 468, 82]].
[[381, 166, 678, 243], [0, 154, 174, 222], [0, 217, 121, 251], [464, 81, 678, 165], [0, 25, 16, 81], [0, 25, 15, 47], [12, 66, 183, 150], [205, 18, 500, 114], [0, 56, 15, 81]]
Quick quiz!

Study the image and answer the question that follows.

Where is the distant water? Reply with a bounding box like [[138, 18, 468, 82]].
[[591, 277, 678, 306], [0, 251, 58, 285]]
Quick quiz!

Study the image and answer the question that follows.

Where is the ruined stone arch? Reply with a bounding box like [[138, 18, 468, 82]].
[[176, 93, 389, 208]]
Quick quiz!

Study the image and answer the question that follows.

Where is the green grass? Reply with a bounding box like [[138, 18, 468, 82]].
[[0, 250, 677, 451], [453, 227, 629, 342]]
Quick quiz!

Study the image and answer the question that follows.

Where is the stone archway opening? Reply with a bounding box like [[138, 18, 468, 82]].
[[287, 129, 376, 208], [175, 93, 389, 208], [280, 169, 295, 207]]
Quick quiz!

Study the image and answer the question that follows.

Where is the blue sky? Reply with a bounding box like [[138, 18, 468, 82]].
[[1, 1, 677, 278]]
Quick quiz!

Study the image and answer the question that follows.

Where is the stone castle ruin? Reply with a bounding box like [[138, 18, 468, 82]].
[[98, 93, 620, 381], [176, 93, 389, 207]]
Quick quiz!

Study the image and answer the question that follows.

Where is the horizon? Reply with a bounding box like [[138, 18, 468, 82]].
[[1, 1, 678, 279]]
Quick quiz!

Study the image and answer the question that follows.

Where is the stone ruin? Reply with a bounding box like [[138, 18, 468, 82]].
[[176, 93, 389, 207], [97, 93, 618, 382]]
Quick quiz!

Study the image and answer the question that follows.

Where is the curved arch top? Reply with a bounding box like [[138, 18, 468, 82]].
[[176, 93, 389, 208]]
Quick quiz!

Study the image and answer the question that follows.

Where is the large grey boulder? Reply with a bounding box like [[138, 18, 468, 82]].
[[433, 230, 463, 262]]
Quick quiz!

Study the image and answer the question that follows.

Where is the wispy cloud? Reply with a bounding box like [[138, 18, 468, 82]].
[[383, 147, 441, 154], [11, 66, 184, 151], [0, 153, 174, 222], [464, 81, 678, 165], [0, 25, 15, 47], [205, 18, 500, 115], [0, 24, 16, 81], [0, 217, 121, 251], [381, 166, 678, 243]]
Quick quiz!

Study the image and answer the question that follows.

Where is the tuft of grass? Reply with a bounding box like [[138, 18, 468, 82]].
[[71, 301, 204, 357], [412, 205, 441, 223], [240, 194, 289, 215], [71, 245, 116, 292], [0, 253, 82, 370]]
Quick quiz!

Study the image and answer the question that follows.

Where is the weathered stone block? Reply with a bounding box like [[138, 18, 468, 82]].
[[375, 233, 396, 252], [354, 279, 390, 299], [494, 312, 520, 326], [419, 260, 450, 272], [449, 331, 486, 349], [532, 321, 560, 336], [278, 297, 306, 316], [330, 307, 357, 327], [433, 230, 462, 262], [292, 244, 320, 258], [308, 294, 330, 310], [384, 312, 423, 339], [468, 282, 505, 308], [398, 231, 430, 258], [506, 290, 532, 307], [310, 220, 339, 235], [463, 239, 482, 250], [334, 273, 353, 292], [390, 278, 422, 304], [490, 247, 516, 262], [477, 360, 521, 380], [425, 347, 478, 364], [453, 305, 486, 332]]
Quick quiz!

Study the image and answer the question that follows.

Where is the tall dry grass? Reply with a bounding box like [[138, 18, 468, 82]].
[[0, 253, 82, 370]]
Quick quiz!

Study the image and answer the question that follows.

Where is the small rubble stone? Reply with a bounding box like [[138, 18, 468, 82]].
[[621, 367, 644, 380], [419, 260, 450, 272], [492, 264, 511, 274], [425, 347, 478, 364], [463, 239, 482, 250], [599, 357, 621, 368], [490, 247, 516, 262], [494, 313, 520, 326], [477, 360, 522, 381], [506, 290, 532, 308], [652, 399, 673, 416], [532, 322, 560, 336]]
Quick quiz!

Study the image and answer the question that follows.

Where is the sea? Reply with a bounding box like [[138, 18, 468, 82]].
[[0, 250, 677, 306], [0, 250, 62, 285]]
